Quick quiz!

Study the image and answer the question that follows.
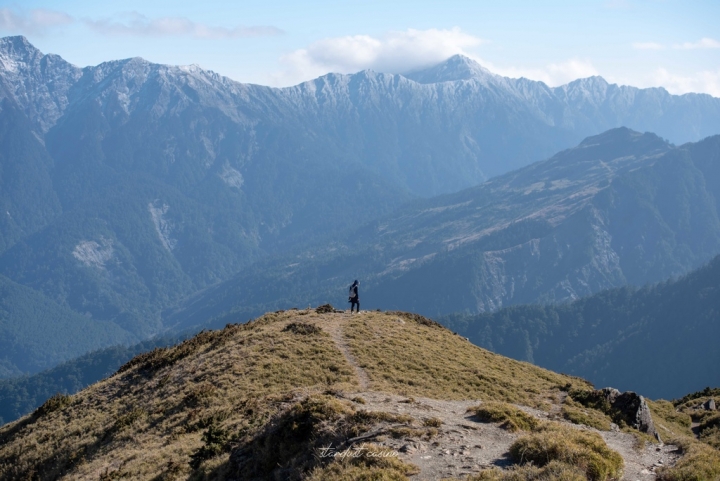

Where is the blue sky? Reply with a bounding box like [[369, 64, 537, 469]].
[[1, 0, 718, 95]]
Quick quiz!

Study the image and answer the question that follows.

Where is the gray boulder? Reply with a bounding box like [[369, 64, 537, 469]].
[[593, 387, 659, 438], [704, 399, 716, 411]]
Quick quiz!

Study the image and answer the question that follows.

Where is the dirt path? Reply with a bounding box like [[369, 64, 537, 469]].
[[335, 391, 680, 480], [314, 313, 680, 479], [321, 312, 371, 391]]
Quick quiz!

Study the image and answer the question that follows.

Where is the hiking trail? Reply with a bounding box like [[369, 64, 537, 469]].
[[321, 312, 371, 391]]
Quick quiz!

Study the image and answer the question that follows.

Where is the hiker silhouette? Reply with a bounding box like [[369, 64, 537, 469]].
[[348, 280, 359, 313]]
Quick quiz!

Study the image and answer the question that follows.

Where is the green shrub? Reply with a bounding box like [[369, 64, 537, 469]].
[[34, 393, 72, 417], [189, 424, 230, 469]]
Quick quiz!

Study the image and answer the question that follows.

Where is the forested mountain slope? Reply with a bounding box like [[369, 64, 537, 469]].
[[166, 129, 720, 330], [442, 254, 720, 399]]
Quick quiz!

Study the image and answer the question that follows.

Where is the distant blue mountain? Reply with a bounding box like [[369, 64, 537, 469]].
[[165, 129, 720, 330]]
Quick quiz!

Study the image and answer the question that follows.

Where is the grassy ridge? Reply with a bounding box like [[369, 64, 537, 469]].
[[0, 309, 716, 480]]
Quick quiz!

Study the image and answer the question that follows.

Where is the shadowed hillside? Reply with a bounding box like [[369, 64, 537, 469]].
[[441, 254, 720, 399]]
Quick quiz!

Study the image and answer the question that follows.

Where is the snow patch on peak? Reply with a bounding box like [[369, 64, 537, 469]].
[[404, 55, 495, 84], [148, 201, 177, 251], [72, 238, 114, 268], [179, 64, 203, 74], [0, 52, 19, 73]]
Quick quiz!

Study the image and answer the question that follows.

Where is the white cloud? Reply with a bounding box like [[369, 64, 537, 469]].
[[486, 59, 599, 87], [652, 68, 720, 97], [83, 12, 283, 39], [273, 27, 484, 86], [674, 38, 720, 50], [632, 42, 664, 50], [0, 8, 73, 35]]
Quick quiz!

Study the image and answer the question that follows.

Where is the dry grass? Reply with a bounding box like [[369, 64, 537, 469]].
[[0, 310, 357, 480], [561, 397, 613, 431], [656, 439, 720, 481], [639, 397, 720, 481], [306, 443, 420, 481], [0, 309, 613, 481], [698, 415, 720, 450], [509, 423, 624, 481], [647, 399, 692, 429], [228, 393, 423, 480], [345, 312, 591, 406], [468, 401, 540, 432], [461, 461, 586, 481]]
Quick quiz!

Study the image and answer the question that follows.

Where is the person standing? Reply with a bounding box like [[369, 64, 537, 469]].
[[348, 280, 360, 313]]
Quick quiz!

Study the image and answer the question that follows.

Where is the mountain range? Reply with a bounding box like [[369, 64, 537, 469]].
[[1, 34, 720, 382], [166, 128, 720, 330]]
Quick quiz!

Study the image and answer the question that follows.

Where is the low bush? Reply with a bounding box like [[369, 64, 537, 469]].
[[561, 398, 613, 431], [698, 414, 720, 449], [282, 322, 321, 335], [469, 402, 540, 432], [509, 423, 623, 481], [189, 424, 230, 469], [468, 460, 586, 481], [34, 393, 72, 417], [656, 440, 720, 481], [306, 443, 419, 481]]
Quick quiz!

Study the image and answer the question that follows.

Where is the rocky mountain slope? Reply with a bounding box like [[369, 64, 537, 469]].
[[442, 254, 720, 400], [0, 308, 716, 480], [166, 128, 720, 330]]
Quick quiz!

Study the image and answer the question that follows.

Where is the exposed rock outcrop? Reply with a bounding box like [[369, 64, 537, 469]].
[[605, 388, 658, 438], [578, 387, 659, 439]]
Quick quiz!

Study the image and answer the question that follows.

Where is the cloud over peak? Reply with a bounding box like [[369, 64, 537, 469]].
[[275, 27, 484, 86]]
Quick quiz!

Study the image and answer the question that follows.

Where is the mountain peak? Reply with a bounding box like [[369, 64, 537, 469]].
[[578, 127, 668, 150], [403, 54, 495, 84], [0, 35, 36, 52], [0, 35, 42, 70]]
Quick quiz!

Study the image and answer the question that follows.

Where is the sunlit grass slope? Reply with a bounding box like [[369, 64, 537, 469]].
[[0, 308, 715, 480]]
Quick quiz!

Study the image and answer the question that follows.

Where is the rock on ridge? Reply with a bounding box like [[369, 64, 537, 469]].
[[598, 387, 659, 439]]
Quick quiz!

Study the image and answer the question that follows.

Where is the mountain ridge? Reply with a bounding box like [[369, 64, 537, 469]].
[[165, 128, 720, 332], [0, 308, 716, 480]]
